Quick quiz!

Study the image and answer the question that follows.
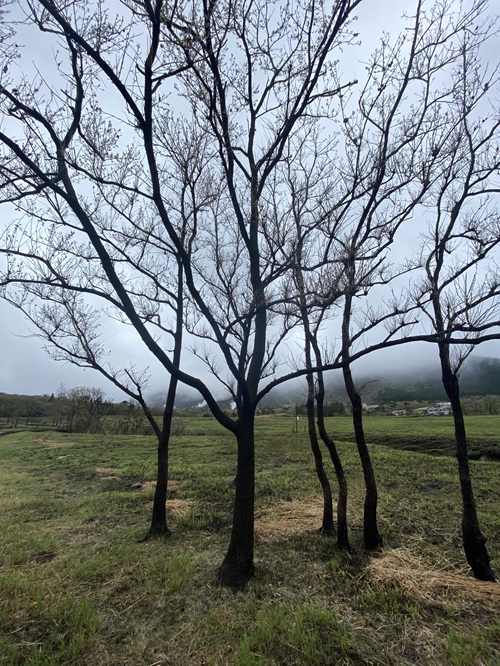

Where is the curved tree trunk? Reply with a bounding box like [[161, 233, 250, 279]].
[[218, 413, 256, 590], [306, 372, 336, 535], [315, 368, 350, 550], [438, 343, 495, 581], [343, 363, 382, 549]]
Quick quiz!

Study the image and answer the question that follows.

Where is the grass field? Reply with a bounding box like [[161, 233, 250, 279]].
[[0, 415, 499, 665]]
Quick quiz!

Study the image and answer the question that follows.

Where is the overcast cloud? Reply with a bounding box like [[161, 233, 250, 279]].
[[1, 0, 498, 400]]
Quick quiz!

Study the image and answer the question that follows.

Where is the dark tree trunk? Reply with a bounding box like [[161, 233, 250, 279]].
[[218, 413, 255, 590], [148, 431, 170, 536], [438, 343, 495, 581], [315, 370, 350, 551], [306, 373, 336, 536], [343, 364, 382, 549], [146, 258, 183, 539], [145, 373, 178, 537]]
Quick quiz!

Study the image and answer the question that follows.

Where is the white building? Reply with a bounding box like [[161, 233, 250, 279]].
[[426, 402, 452, 416]]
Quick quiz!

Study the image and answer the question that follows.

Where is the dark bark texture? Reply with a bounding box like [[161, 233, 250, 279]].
[[315, 374, 350, 550], [438, 344, 495, 581], [306, 373, 336, 536], [218, 420, 255, 590], [147, 378, 177, 537], [343, 364, 382, 549], [147, 261, 183, 538]]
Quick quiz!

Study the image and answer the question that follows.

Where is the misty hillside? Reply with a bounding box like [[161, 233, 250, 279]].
[[167, 355, 500, 409], [5, 356, 495, 413], [372, 356, 500, 404], [241, 356, 500, 408]]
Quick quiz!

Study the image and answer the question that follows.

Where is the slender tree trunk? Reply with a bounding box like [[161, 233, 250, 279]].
[[148, 431, 169, 535], [343, 364, 382, 549], [294, 239, 335, 535], [147, 257, 184, 538], [438, 343, 495, 581], [147, 374, 178, 537], [315, 369, 350, 550], [306, 373, 336, 535], [218, 411, 256, 590]]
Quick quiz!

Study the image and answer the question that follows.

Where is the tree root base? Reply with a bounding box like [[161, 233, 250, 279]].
[[139, 525, 171, 543], [218, 558, 255, 591], [318, 524, 336, 536], [364, 533, 383, 550]]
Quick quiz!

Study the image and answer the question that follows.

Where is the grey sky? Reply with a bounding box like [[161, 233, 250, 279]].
[[0, 0, 498, 400]]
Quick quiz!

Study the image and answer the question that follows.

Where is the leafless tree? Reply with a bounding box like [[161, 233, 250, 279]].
[[315, 0, 500, 550], [1, 0, 498, 591], [278, 130, 350, 547], [411, 15, 500, 579], [63, 386, 106, 433], [277, 0, 500, 557], [0, 0, 363, 589]]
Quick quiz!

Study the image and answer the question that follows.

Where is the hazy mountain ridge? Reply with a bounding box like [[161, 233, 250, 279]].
[[255, 356, 500, 408], [1, 357, 498, 413]]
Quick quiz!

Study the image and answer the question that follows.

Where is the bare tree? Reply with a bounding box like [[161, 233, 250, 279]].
[[412, 14, 500, 579], [0, 0, 363, 589], [1, 0, 498, 590], [279, 0, 500, 555], [295, 244, 337, 537], [61, 386, 105, 433], [280, 130, 350, 545], [315, 0, 500, 550], [310, 0, 450, 549]]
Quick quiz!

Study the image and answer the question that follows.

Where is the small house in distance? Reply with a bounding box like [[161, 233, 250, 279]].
[[391, 409, 407, 417], [426, 402, 452, 416], [412, 402, 452, 416]]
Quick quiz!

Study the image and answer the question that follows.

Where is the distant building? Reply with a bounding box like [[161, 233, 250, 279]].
[[363, 404, 380, 411], [391, 409, 407, 417], [426, 402, 452, 416]]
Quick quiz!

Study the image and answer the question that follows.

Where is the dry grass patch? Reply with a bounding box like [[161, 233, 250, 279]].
[[140, 480, 193, 517], [167, 498, 193, 517], [140, 479, 183, 493], [95, 467, 119, 479], [34, 437, 75, 449], [255, 497, 326, 541], [367, 547, 500, 607]]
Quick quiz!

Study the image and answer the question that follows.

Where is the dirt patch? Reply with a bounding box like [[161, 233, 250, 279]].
[[140, 479, 183, 493], [95, 467, 121, 481], [367, 548, 500, 606], [255, 497, 325, 541], [34, 438, 75, 449]]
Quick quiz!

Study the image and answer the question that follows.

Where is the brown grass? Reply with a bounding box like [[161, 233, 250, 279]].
[[367, 547, 500, 606], [254, 497, 500, 610], [255, 497, 326, 541], [138, 480, 192, 516], [34, 437, 75, 449], [167, 498, 193, 517], [140, 479, 183, 493], [95, 467, 119, 478]]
